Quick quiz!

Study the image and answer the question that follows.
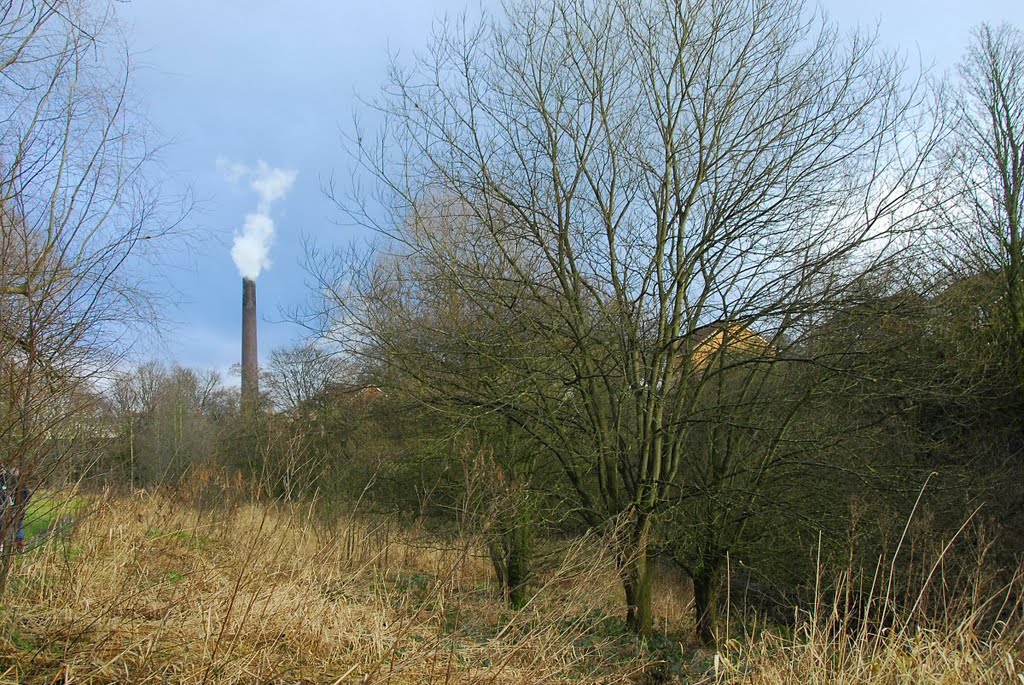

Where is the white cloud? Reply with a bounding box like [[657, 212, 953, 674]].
[[230, 212, 275, 281], [215, 156, 250, 183], [251, 161, 297, 211], [219, 158, 297, 280]]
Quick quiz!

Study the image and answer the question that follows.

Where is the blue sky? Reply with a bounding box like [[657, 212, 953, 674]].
[[116, 0, 1024, 382]]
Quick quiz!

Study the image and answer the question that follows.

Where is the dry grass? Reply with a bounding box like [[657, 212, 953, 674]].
[[0, 490, 655, 683], [717, 607, 1024, 684], [0, 490, 1021, 684], [716, 563, 1024, 685]]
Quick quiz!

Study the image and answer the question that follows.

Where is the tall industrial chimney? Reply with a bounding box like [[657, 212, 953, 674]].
[[241, 277, 258, 412]]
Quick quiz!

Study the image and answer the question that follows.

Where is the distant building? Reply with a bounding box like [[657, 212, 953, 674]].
[[689, 321, 773, 368]]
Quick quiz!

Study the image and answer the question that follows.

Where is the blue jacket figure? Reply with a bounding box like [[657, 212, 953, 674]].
[[0, 467, 30, 553]]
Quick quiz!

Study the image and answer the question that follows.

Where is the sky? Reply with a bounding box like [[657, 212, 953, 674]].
[[114, 0, 1024, 383]]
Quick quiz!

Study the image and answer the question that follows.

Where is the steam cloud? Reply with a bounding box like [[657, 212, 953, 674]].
[[220, 158, 297, 280]]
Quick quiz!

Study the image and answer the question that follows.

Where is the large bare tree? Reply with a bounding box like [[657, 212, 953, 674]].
[[942, 24, 1024, 364], [0, 1, 179, 580], [316, 0, 941, 635]]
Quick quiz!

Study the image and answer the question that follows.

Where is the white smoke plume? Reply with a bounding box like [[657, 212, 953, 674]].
[[219, 158, 297, 280]]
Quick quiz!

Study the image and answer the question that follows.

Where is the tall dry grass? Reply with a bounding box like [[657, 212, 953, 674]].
[[717, 588, 1023, 684], [0, 490, 656, 683], [716, 542, 1024, 684], [0, 488, 1021, 683]]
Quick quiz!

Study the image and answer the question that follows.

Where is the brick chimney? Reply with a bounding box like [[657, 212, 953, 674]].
[[241, 277, 258, 412]]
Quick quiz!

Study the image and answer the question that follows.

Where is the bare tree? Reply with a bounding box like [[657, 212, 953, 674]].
[[0, 1, 180, 584], [943, 24, 1024, 363], [316, 0, 941, 635], [264, 343, 345, 412]]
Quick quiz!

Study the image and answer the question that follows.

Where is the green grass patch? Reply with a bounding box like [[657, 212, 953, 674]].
[[61, 543, 83, 562], [145, 528, 212, 550], [21, 492, 87, 540], [9, 626, 34, 651]]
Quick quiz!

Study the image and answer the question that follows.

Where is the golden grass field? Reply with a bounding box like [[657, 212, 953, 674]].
[[0, 490, 1020, 684]]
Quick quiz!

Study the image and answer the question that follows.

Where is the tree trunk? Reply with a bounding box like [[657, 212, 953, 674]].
[[619, 525, 655, 637], [487, 508, 533, 610], [0, 555, 10, 594], [0, 512, 13, 594], [505, 523, 531, 610], [693, 566, 722, 645]]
